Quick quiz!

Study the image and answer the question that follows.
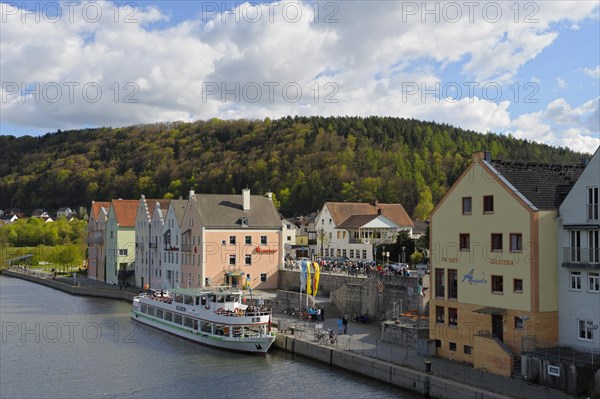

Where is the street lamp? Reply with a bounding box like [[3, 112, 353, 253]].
[[401, 246, 406, 264]]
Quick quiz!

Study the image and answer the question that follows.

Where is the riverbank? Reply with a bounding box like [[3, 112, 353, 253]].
[[1, 269, 137, 302], [2, 269, 574, 399]]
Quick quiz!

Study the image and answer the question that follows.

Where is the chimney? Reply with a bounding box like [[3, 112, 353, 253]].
[[189, 189, 195, 199], [472, 151, 485, 162], [265, 191, 273, 200], [243, 188, 251, 212]]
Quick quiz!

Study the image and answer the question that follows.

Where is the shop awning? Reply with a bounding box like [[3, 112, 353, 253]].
[[473, 307, 506, 315]]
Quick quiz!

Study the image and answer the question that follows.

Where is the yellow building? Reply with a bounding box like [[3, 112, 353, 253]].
[[429, 152, 584, 376]]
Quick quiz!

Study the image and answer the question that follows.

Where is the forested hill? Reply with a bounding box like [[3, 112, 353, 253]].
[[0, 116, 585, 218]]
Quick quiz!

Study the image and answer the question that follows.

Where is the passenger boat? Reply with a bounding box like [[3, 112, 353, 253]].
[[131, 286, 276, 354]]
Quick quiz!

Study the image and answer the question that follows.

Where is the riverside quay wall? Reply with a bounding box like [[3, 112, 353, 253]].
[[1, 270, 136, 302], [273, 332, 508, 399], [278, 270, 423, 321]]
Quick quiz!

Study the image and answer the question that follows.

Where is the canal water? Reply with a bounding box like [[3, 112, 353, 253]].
[[0, 276, 419, 399]]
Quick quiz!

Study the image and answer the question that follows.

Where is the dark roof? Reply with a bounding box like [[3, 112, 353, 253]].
[[338, 214, 379, 228], [193, 194, 281, 229], [412, 219, 428, 235], [490, 160, 585, 210]]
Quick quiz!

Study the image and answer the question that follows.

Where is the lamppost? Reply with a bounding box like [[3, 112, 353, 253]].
[[401, 246, 406, 264]]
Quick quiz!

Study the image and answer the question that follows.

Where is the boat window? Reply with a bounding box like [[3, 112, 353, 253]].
[[174, 314, 183, 324], [184, 295, 193, 305], [201, 296, 207, 306], [141, 304, 147, 313], [174, 294, 183, 303], [147, 306, 155, 317], [195, 296, 200, 306], [164, 311, 173, 322], [201, 322, 211, 333], [225, 294, 234, 302], [183, 317, 194, 328], [156, 309, 163, 319], [209, 295, 216, 303], [217, 296, 225, 303]]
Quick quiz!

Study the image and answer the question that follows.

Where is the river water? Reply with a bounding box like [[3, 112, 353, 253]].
[[0, 276, 419, 399]]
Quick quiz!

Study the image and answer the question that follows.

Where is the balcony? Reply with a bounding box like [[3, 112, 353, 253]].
[[562, 247, 600, 269]]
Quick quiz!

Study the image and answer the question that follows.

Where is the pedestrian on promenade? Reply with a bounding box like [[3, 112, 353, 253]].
[[337, 317, 343, 334], [342, 315, 348, 334], [320, 306, 325, 322]]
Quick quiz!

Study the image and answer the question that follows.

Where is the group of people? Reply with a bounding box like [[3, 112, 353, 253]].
[[337, 315, 348, 334], [307, 306, 325, 322]]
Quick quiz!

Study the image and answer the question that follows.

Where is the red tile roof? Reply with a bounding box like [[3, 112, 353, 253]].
[[110, 200, 139, 227], [325, 202, 413, 228], [91, 201, 111, 220]]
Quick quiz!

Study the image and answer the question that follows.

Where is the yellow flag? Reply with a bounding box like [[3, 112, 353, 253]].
[[313, 262, 320, 297], [306, 261, 312, 295]]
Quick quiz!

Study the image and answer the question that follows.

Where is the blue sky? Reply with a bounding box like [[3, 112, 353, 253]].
[[1, 0, 599, 153]]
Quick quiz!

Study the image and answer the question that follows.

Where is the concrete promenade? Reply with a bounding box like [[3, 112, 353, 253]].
[[2, 269, 575, 399], [267, 293, 574, 399]]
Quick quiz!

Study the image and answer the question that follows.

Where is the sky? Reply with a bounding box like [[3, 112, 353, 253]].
[[1, 0, 599, 154]]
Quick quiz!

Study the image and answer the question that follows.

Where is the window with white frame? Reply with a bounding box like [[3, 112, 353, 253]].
[[571, 271, 582, 290], [245, 255, 252, 266], [578, 319, 594, 341], [261, 236, 267, 245], [589, 230, 599, 263], [260, 273, 267, 282], [588, 187, 599, 220], [229, 236, 236, 245], [118, 249, 128, 256], [589, 272, 600, 292], [229, 255, 236, 265], [570, 230, 581, 262]]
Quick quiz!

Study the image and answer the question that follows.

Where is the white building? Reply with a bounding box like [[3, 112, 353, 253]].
[[314, 202, 413, 262], [134, 196, 170, 288], [282, 218, 299, 259], [558, 149, 600, 350], [161, 199, 187, 289]]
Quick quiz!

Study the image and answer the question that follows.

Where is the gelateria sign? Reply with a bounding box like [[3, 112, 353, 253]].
[[461, 268, 488, 285], [255, 246, 277, 253]]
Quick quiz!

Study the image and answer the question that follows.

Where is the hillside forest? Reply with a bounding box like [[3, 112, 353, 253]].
[[0, 116, 586, 220]]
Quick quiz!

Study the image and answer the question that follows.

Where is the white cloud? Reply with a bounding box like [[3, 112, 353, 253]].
[[556, 77, 568, 89], [509, 98, 600, 153], [581, 65, 600, 79], [0, 0, 599, 154]]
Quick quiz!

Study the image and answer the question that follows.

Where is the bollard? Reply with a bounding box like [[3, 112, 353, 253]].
[[425, 360, 432, 373]]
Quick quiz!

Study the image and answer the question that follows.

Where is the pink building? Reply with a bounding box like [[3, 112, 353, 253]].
[[180, 189, 282, 290]]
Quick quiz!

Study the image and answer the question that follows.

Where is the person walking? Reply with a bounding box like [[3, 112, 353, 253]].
[[342, 315, 348, 334], [337, 317, 343, 334]]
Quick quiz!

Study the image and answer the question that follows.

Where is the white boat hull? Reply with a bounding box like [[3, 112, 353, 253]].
[[131, 304, 275, 354]]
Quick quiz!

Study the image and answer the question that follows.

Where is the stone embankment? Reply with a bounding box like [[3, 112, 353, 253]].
[[1, 269, 136, 302]]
